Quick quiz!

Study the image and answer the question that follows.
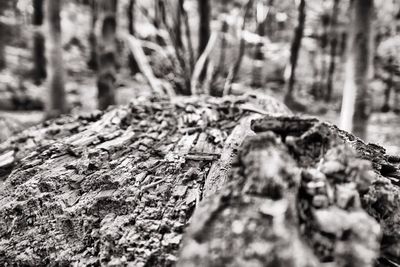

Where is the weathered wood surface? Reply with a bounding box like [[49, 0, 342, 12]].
[[0, 94, 289, 266], [180, 116, 400, 267], [1, 95, 400, 266]]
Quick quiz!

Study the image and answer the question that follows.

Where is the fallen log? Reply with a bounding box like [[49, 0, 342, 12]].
[[0, 95, 399, 266]]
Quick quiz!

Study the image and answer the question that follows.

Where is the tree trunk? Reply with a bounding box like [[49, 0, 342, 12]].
[[96, 0, 118, 110], [197, 0, 211, 81], [325, 0, 340, 102], [174, 0, 184, 49], [284, 0, 306, 101], [127, 0, 135, 36], [87, 0, 98, 70], [32, 0, 47, 84], [381, 57, 394, 112], [45, 0, 67, 119], [223, 0, 254, 96], [339, 0, 374, 140], [0, 96, 399, 266], [0, 3, 6, 70], [127, 0, 139, 75], [197, 0, 211, 57], [251, 1, 269, 88]]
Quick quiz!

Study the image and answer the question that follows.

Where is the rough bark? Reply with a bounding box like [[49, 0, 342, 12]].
[[0, 95, 289, 266], [284, 0, 306, 101], [180, 115, 400, 267], [1, 95, 400, 266], [32, 0, 47, 84], [45, 0, 68, 119], [339, 0, 374, 140], [96, 0, 118, 110]]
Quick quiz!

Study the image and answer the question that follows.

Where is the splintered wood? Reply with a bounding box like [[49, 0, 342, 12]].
[[0, 95, 288, 266], [178, 118, 389, 267], [1, 96, 399, 266]]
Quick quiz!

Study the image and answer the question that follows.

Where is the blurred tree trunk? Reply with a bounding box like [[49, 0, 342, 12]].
[[251, 1, 270, 88], [223, 0, 254, 96], [96, 0, 118, 110], [0, 3, 6, 70], [265, 0, 275, 38], [127, 0, 135, 35], [174, 0, 184, 49], [181, 0, 195, 71], [284, 0, 306, 103], [197, 0, 210, 81], [45, 0, 67, 118], [127, 0, 139, 74], [197, 0, 211, 56], [154, 0, 166, 29], [339, 0, 374, 140], [88, 0, 98, 70], [381, 57, 394, 112], [33, 0, 47, 84], [325, 0, 340, 102], [317, 12, 329, 100]]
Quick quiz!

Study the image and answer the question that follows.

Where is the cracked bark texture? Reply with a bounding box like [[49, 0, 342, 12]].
[[0, 95, 399, 266], [0, 95, 288, 266]]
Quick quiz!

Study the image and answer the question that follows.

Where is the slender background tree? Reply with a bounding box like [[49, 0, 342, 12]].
[[340, 0, 374, 139], [284, 0, 306, 109], [45, 0, 67, 118], [0, 1, 7, 70], [96, 0, 118, 110], [32, 0, 46, 84]]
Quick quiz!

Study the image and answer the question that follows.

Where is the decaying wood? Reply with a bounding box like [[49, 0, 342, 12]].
[[179, 118, 385, 266], [0, 96, 400, 266], [0, 95, 286, 266]]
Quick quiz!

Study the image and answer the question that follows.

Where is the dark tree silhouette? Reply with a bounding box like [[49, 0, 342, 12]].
[[284, 0, 306, 107], [33, 0, 47, 84], [88, 0, 98, 70], [45, 0, 68, 118], [127, 0, 139, 74], [96, 0, 118, 110], [0, 1, 8, 70], [197, 0, 211, 57]]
